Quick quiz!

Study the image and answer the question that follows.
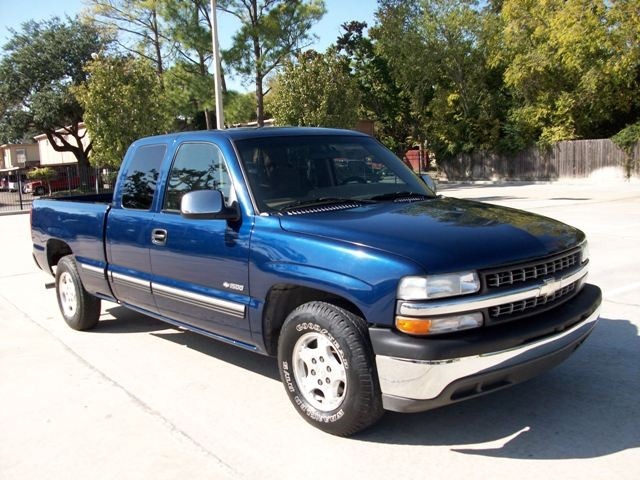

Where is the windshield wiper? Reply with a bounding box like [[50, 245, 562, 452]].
[[279, 197, 371, 213], [368, 191, 433, 202]]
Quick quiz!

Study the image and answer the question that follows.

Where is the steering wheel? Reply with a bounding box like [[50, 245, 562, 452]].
[[340, 176, 367, 185]]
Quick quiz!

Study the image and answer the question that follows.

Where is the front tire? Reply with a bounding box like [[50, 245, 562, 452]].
[[277, 301, 383, 436], [55, 255, 101, 330]]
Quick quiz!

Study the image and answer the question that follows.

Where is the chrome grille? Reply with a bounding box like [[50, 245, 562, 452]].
[[486, 251, 580, 288], [490, 283, 577, 318]]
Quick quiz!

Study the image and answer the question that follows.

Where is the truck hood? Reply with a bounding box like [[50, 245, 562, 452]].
[[278, 197, 584, 273]]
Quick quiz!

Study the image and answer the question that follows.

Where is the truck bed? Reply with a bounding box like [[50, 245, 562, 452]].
[[31, 194, 113, 277]]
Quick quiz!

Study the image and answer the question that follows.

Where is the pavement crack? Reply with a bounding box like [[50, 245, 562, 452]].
[[1, 293, 240, 478]]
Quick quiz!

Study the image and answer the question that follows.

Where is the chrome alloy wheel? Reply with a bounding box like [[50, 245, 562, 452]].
[[292, 331, 348, 412], [58, 271, 78, 317]]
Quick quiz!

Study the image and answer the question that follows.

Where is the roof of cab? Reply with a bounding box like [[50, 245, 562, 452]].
[[134, 127, 369, 145]]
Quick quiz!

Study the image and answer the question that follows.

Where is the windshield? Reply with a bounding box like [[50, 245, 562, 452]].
[[234, 135, 434, 214]]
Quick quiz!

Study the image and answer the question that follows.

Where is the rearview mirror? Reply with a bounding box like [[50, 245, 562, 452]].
[[421, 174, 437, 195]]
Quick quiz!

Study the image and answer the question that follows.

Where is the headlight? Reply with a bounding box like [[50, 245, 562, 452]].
[[581, 241, 590, 264], [398, 271, 480, 300]]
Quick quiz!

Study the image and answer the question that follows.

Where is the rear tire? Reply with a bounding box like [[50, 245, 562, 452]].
[[55, 255, 101, 331], [277, 301, 384, 436]]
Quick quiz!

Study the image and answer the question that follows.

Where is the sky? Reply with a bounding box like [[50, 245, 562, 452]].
[[0, 0, 378, 92]]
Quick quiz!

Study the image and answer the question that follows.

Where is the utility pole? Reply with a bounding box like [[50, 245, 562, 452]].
[[210, 0, 225, 129]]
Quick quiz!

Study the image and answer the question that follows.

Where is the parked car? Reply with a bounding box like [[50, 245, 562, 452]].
[[31, 128, 601, 436], [24, 169, 92, 196], [0, 172, 27, 192]]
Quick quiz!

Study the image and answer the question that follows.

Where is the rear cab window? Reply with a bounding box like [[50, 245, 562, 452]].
[[120, 144, 167, 210]]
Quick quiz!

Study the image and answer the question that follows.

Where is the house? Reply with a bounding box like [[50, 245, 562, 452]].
[[0, 143, 40, 169], [0, 143, 40, 191], [33, 123, 89, 167]]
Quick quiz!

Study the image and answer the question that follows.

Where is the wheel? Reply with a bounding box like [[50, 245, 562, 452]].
[[277, 301, 384, 436], [55, 255, 101, 330], [35, 186, 45, 196]]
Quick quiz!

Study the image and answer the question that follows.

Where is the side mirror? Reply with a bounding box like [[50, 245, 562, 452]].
[[180, 190, 240, 221], [421, 174, 437, 195]]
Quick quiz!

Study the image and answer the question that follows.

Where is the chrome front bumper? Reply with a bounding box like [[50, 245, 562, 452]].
[[376, 305, 600, 412]]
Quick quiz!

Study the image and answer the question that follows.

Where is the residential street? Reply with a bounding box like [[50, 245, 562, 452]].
[[1, 181, 638, 480]]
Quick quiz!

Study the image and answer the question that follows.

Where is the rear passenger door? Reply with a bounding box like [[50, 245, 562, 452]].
[[149, 141, 253, 343], [106, 143, 167, 315]]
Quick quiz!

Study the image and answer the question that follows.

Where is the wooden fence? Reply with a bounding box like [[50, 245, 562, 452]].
[[443, 139, 640, 181]]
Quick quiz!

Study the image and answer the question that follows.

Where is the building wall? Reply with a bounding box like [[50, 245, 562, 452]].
[[0, 143, 40, 169]]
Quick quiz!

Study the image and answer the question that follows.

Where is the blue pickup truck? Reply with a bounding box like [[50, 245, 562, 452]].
[[31, 127, 601, 436]]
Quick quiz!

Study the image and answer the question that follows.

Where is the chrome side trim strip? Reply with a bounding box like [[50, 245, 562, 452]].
[[110, 271, 152, 291], [79, 263, 105, 275], [376, 306, 600, 401], [152, 283, 245, 319], [398, 264, 589, 317]]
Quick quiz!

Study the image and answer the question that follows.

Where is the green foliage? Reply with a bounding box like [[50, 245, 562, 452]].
[[373, 0, 505, 161], [161, 0, 221, 128], [0, 17, 108, 166], [27, 167, 56, 181], [225, 91, 257, 125], [88, 1, 167, 76], [74, 56, 171, 168], [612, 122, 640, 178], [219, 0, 326, 125], [497, 0, 640, 146], [336, 21, 413, 154], [164, 62, 216, 128], [268, 50, 360, 129], [27, 167, 56, 195]]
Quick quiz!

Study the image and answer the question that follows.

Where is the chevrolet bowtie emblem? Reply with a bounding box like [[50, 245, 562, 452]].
[[539, 277, 561, 297]]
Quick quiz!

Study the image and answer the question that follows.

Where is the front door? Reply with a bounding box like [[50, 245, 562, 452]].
[[149, 142, 253, 344]]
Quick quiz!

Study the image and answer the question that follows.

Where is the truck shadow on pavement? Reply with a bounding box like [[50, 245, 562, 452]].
[[358, 317, 639, 460], [93, 306, 172, 334], [91, 306, 638, 458], [94, 305, 281, 380], [151, 329, 281, 381]]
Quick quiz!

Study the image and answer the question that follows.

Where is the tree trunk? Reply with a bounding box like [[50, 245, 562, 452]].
[[45, 122, 92, 169], [256, 75, 264, 127], [151, 8, 164, 85]]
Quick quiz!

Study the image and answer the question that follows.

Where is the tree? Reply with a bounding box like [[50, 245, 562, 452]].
[[225, 91, 257, 125], [87, 1, 168, 79], [497, 0, 640, 145], [164, 62, 216, 130], [373, 0, 505, 162], [612, 122, 640, 179], [74, 56, 171, 168], [89, 0, 230, 129], [218, 0, 326, 126], [0, 17, 108, 168], [336, 21, 414, 154], [161, 0, 223, 128], [268, 50, 360, 129], [27, 167, 56, 196]]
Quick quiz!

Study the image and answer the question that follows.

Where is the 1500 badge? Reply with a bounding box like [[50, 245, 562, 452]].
[[223, 281, 245, 292]]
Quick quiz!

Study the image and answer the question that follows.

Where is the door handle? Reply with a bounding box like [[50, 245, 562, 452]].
[[152, 228, 168, 246]]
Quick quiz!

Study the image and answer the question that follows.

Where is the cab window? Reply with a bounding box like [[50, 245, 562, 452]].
[[163, 142, 231, 211], [121, 144, 166, 210]]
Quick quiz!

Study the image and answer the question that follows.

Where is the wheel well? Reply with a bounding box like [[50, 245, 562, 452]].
[[262, 284, 366, 356], [47, 239, 72, 272]]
